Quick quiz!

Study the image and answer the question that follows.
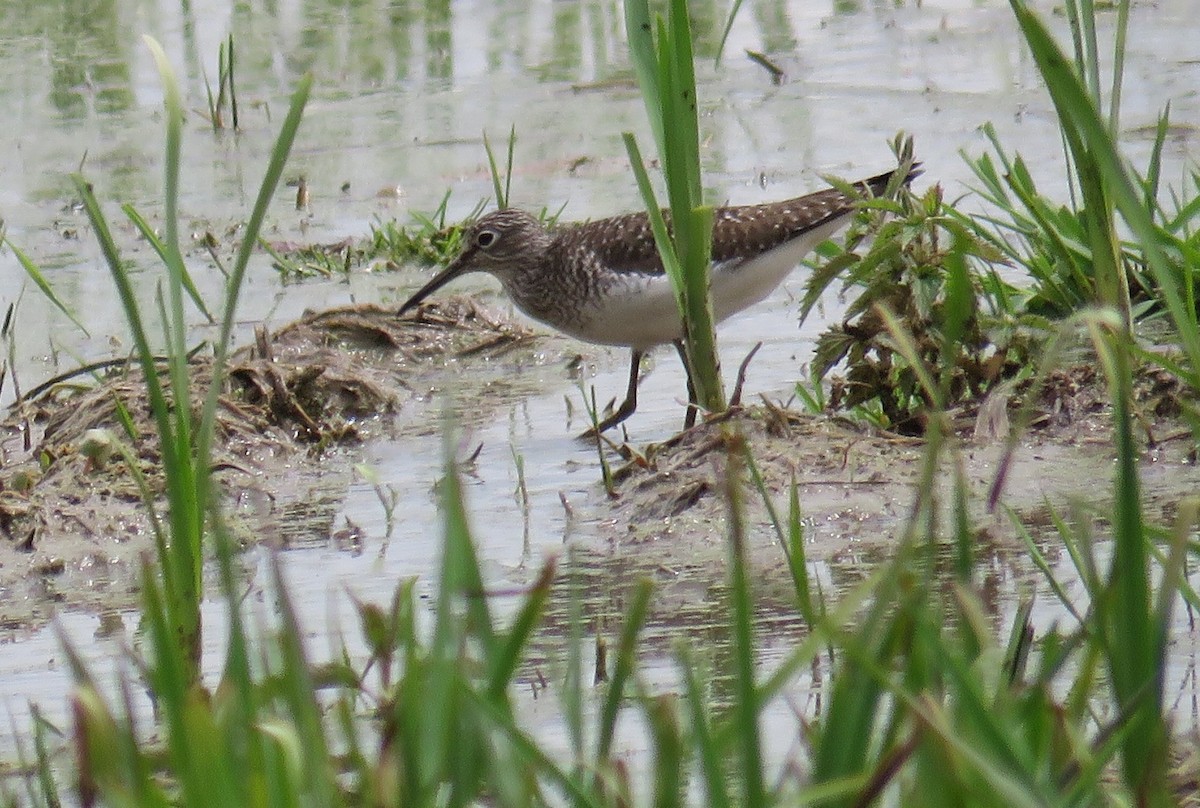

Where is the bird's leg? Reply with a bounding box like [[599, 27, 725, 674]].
[[673, 340, 699, 429], [580, 349, 643, 438]]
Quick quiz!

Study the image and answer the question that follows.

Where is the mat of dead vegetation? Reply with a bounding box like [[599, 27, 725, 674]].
[[0, 298, 532, 623]]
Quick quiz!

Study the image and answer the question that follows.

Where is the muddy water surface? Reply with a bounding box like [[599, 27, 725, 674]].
[[1, 0, 1199, 770]]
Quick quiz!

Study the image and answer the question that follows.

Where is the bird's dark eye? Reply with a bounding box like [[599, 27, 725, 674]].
[[476, 229, 498, 248]]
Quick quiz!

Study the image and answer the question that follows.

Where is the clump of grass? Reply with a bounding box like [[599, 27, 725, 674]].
[[483, 125, 517, 210], [203, 33, 239, 131], [958, 0, 1200, 390], [267, 180, 567, 283], [810, 0, 1200, 431], [261, 236, 363, 280], [370, 192, 482, 267]]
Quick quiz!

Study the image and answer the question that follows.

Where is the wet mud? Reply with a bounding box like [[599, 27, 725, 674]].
[[0, 299, 532, 623]]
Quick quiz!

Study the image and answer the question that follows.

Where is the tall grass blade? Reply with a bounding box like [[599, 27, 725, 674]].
[[678, 645, 731, 808], [2, 238, 90, 336], [622, 0, 724, 417], [486, 559, 555, 698], [1011, 1, 1199, 372], [1085, 317, 1170, 802], [226, 34, 239, 130], [596, 578, 651, 763], [722, 438, 765, 806], [196, 71, 312, 537], [122, 204, 213, 322]]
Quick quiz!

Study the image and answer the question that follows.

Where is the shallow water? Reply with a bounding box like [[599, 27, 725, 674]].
[[0, 0, 1199, 777]]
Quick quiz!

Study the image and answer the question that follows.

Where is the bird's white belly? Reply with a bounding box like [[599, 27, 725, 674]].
[[565, 274, 686, 348]]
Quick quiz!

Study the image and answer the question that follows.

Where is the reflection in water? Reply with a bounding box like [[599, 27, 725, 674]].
[[41, 0, 135, 117]]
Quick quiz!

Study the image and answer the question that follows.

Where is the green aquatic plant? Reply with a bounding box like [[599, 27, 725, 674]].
[[203, 33, 240, 131], [801, 142, 1035, 434], [960, 0, 1200, 396]]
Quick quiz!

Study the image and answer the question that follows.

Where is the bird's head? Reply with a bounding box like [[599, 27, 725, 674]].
[[397, 208, 552, 315]]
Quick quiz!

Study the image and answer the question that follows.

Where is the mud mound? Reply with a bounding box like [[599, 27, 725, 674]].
[[604, 371, 1200, 565], [0, 298, 532, 622]]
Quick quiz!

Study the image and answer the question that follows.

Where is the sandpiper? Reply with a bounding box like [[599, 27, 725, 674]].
[[399, 163, 919, 433]]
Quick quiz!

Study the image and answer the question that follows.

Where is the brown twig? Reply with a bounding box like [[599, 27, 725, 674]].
[[730, 342, 763, 408]]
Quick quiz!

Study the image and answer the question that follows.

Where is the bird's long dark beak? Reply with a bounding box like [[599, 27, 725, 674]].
[[397, 247, 476, 316]]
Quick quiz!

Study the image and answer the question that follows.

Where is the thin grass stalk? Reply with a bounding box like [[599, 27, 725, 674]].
[[1143, 105, 1170, 214], [215, 40, 228, 128], [29, 709, 61, 808], [464, 689, 602, 808], [212, 511, 261, 801], [416, 434, 498, 795], [139, 561, 204, 805], [483, 128, 510, 210], [1108, 0, 1130, 133], [226, 34, 238, 131], [596, 579, 652, 764], [266, 554, 341, 804], [722, 434, 765, 806], [647, 694, 683, 808], [677, 645, 731, 808], [70, 176, 199, 670], [486, 559, 555, 699], [195, 72, 312, 556], [562, 552, 587, 775], [122, 205, 213, 322], [714, 0, 745, 64], [142, 37, 204, 674], [3, 238, 90, 335]]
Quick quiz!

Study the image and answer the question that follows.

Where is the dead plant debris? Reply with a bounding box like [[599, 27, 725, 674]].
[[0, 298, 532, 621]]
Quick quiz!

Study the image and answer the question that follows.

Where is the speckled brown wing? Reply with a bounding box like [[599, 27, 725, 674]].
[[558, 166, 915, 277], [561, 212, 664, 276], [709, 168, 909, 263]]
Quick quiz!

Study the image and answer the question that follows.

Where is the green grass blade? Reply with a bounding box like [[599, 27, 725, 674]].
[[647, 694, 683, 808], [714, 0, 745, 65], [143, 35, 204, 674], [2, 238, 90, 336], [622, 134, 684, 299], [196, 72, 312, 536], [1085, 317, 1170, 801], [267, 553, 340, 804], [623, 0, 664, 155], [722, 440, 765, 806], [596, 578, 652, 762], [227, 34, 239, 130], [122, 204, 214, 322], [677, 645, 731, 808], [483, 128, 508, 210], [486, 559, 555, 699]]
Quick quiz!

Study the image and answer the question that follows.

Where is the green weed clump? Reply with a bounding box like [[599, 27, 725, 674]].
[[265, 194, 475, 281], [800, 137, 1043, 433], [807, 0, 1200, 434]]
